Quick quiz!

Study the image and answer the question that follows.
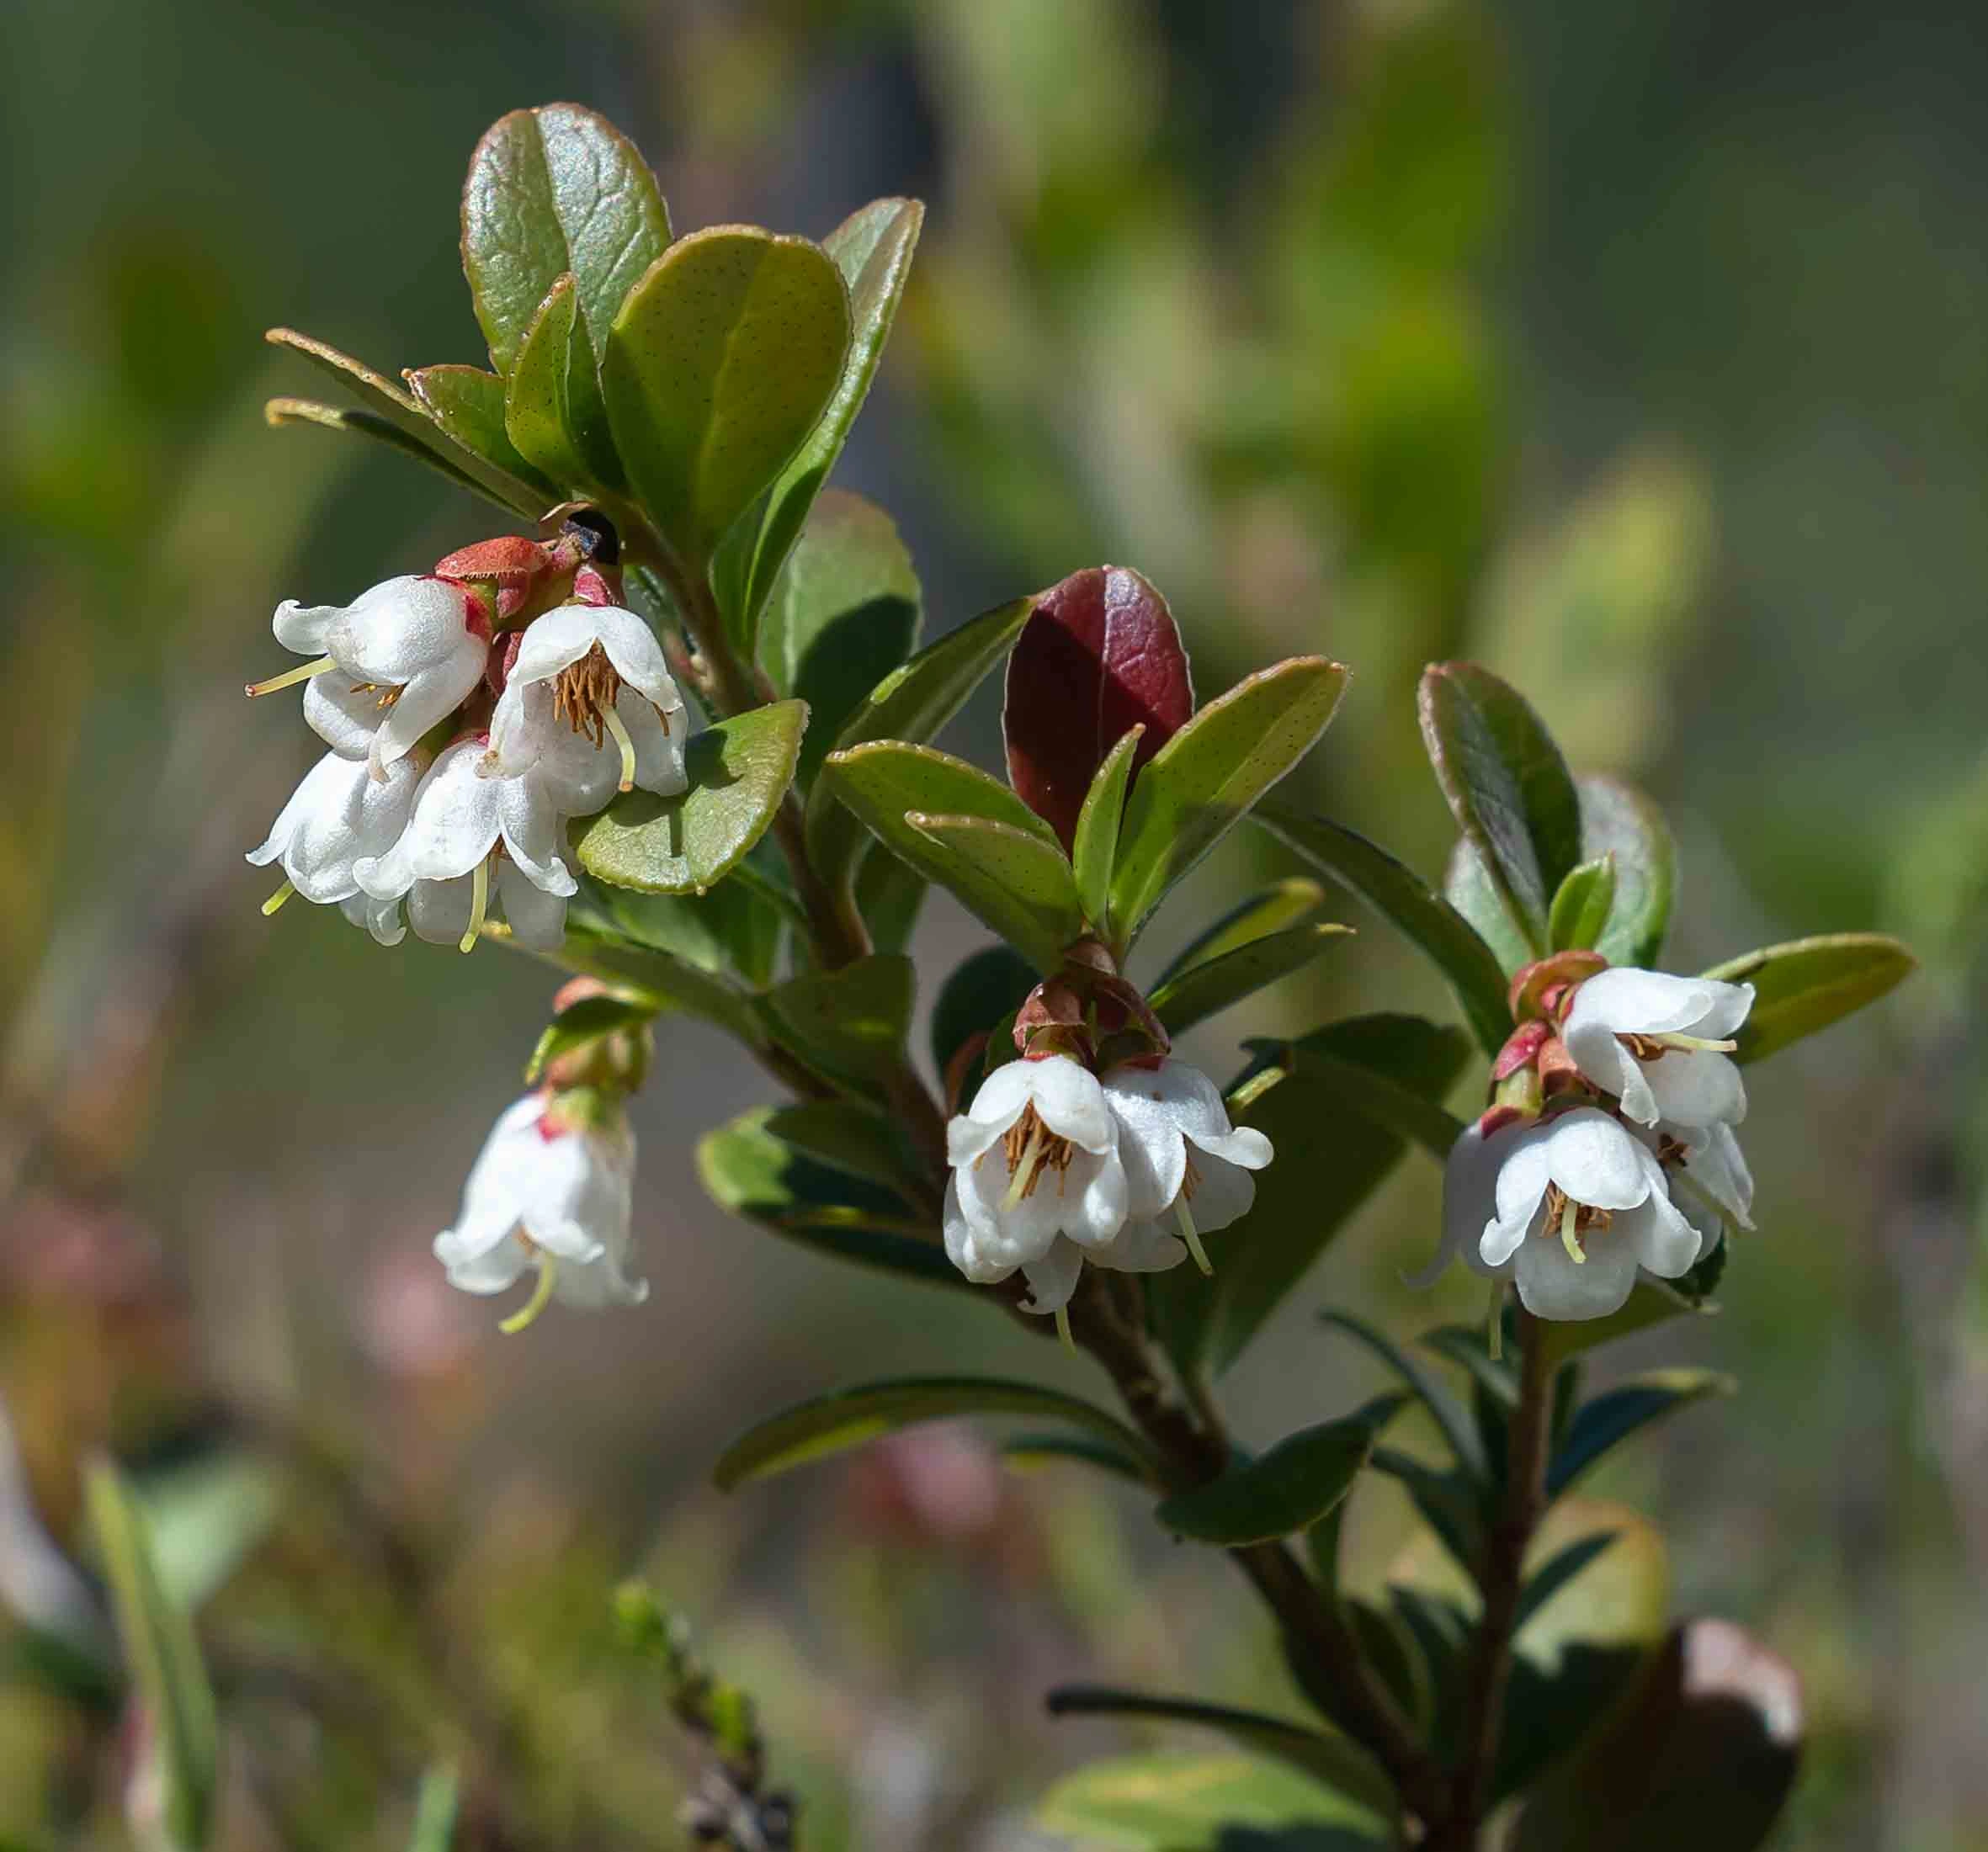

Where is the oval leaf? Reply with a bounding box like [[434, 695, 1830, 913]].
[[604, 227, 850, 570], [1156, 1411, 1382, 1546], [1700, 932, 1915, 1064], [1071, 724, 1144, 933], [714, 1377, 1151, 1489], [759, 954, 915, 1088], [1003, 566, 1193, 852], [262, 391, 545, 518], [461, 103, 671, 376], [571, 699, 807, 894], [1577, 774, 1675, 967], [1149, 923, 1353, 1036], [1548, 856, 1616, 953], [1112, 657, 1348, 944], [504, 273, 618, 488], [1034, 1753, 1382, 1849], [906, 814, 1084, 974], [405, 363, 555, 495], [1418, 661, 1583, 954]]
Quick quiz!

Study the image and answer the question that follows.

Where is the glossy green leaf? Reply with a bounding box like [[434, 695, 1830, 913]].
[[407, 1765, 459, 1852], [855, 848, 927, 958], [526, 923, 761, 1043], [1319, 1311, 1486, 1481], [263, 396, 541, 517], [759, 954, 914, 1088], [766, 490, 921, 783], [1418, 661, 1583, 955], [86, 1459, 218, 1852], [698, 1107, 959, 1290], [713, 1377, 1151, 1490], [1155, 1410, 1384, 1546], [524, 994, 652, 1085], [1156, 877, 1328, 984], [997, 1432, 1151, 1482], [503, 273, 618, 489], [1257, 806, 1511, 1055], [571, 700, 807, 895], [1034, 1753, 1382, 1849], [603, 227, 849, 570], [1701, 932, 1916, 1064], [1548, 856, 1615, 953], [1149, 924, 1353, 1036], [1071, 724, 1143, 934], [906, 815, 1083, 974], [404, 364, 555, 495], [929, 944, 1038, 1079], [823, 740, 1054, 862], [575, 869, 787, 987], [1444, 836, 1537, 979], [1045, 1689, 1395, 1816], [757, 1101, 921, 1198], [1577, 775, 1676, 967], [803, 594, 1034, 890], [1150, 1016, 1472, 1377], [1513, 1619, 1802, 1852], [1111, 657, 1348, 942], [1547, 1370, 1735, 1499], [726, 198, 925, 643], [460, 103, 671, 376]]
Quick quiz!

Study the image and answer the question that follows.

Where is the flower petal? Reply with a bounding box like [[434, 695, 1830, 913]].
[[1513, 1226, 1640, 1320], [272, 598, 334, 653], [944, 1176, 1015, 1282], [1026, 1056, 1115, 1154], [619, 689, 688, 798], [1642, 1048, 1746, 1128], [330, 576, 481, 684], [1092, 1218, 1189, 1274], [1622, 1191, 1702, 1280], [406, 875, 472, 945], [1536, 1108, 1654, 1212], [1186, 1152, 1256, 1234], [355, 741, 501, 895], [303, 677, 391, 758], [368, 655, 487, 773], [1567, 968, 1724, 1038], [1019, 1239, 1083, 1313], [1438, 1123, 1518, 1280], [497, 861, 569, 952]]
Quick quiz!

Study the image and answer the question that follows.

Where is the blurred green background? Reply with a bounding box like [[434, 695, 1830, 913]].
[[1, 0, 1982, 1846]]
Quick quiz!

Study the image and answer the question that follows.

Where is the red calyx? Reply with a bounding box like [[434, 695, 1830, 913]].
[[1508, 950, 1608, 1025]]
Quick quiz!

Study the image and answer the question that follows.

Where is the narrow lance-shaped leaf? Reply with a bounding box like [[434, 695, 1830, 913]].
[[263, 396, 543, 518], [1155, 1402, 1395, 1546], [1034, 1754, 1384, 1848], [1419, 661, 1584, 954], [503, 273, 619, 489], [1578, 775, 1675, 966], [1156, 877, 1327, 984], [1071, 724, 1143, 934], [1003, 566, 1193, 853], [1546, 1371, 1736, 1498], [1549, 856, 1616, 952], [1148, 923, 1353, 1036], [1701, 932, 1916, 1064]]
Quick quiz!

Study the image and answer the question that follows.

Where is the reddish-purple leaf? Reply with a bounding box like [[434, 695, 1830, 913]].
[[1002, 566, 1193, 852]]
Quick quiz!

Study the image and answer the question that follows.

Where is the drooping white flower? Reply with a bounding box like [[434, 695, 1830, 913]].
[[1438, 1106, 1702, 1320], [1101, 1058, 1273, 1276], [998, 1218, 1192, 1317], [489, 603, 688, 799], [1659, 1119, 1756, 1253], [943, 1056, 1130, 1307], [1561, 968, 1754, 1129], [353, 736, 577, 953], [433, 1093, 648, 1326], [252, 576, 491, 776], [247, 750, 422, 915]]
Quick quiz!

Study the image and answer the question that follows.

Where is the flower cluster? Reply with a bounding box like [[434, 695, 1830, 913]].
[[944, 1052, 1272, 1329], [1434, 957, 1756, 1320], [246, 531, 688, 954]]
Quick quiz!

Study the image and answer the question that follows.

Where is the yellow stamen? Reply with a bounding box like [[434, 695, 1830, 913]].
[[498, 1255, 559, 1335], [1055, 1304, 1075, 1354], [1559, 1193, 1586, 1265], [261, 878, 296, 916], [603, 699, 637, 792], [1659, 1032, 1739, 1053], [1176, 1198, 1214, 1276], [1003, 1121, 1048, 1210], [246, 655, 336, 698], [460, 857, 489, 954]]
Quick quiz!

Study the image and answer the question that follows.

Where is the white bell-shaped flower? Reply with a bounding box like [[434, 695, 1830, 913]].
[[1438, 1106, 1702, 1320], [1660, 1119, 1756, 1252], [1101, 1058, 1274, 1275], [1000, 1218, 1193, 1318], [256, 576, 491, 776], [433, 1093, 648, 1327], [943, 1055, 1129, 1293], [353, 736, 577, 953], [489, 604, 688, 799], [1561, 968, 1754, 1129], [247, 749, 421, 910]]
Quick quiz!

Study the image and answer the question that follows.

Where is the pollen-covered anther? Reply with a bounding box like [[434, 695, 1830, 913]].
[[1542, 1181, 1613, 1263], [552, 641, 659, 792], [997, 1104, 1077, 1206]]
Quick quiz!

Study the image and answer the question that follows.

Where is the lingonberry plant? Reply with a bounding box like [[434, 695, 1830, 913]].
[[202, 103, 1917, 1849]]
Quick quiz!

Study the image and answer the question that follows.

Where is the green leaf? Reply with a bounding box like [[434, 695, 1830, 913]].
[[1546, 1370, 1735, 1499], [1111, 657, 1348, 943], [1444, 836, 1537, 979], [726, 198, 925, 644], [1257, 806, 1511, 1056], [699, 1107, 959, 1290], [1510, 1531, 1620, 1637], [1577, 775, 1675, 967], [907, 815, 1084, 974], [1071, 724, 1143, 934], [805, 593, 1034, 886], [930, 944, 1039, 1078], [603, 227, 850, 570], [1044, 1689, 1395, 1816], [1034, 1754, 1382, 1849], [532, 920, 761, 1043], [1149, 1016, 1471, 1377], [1513, 1620, 1802, 1852], [1369, 1450, 1486, 1576], [130, 1455, 281, 1616], [571, 700, 807, 895], [1155, 1410, 1385, 1547], [997, 1432, 1151, 1482], [86, 1459, 218, 1852], [1547, 857, 1616, 953], [1156, 878, 1328, 984], [573, 869, 787, 987], [1319, 1312, 1486, 1481], [757, 1100, 921, 1197], [1149, 925, 1353, 1036], [713, 1377, 1152, 1490], [405, 364, 555, 495], [1418, 661, 1583, 955], [263, 396, 542, 517], [460, 103, 671, 376], [759, 954, 914, 1088], [1700, 932, 1916, 1064], [407, 1765, 459, 1852], [503, 273, 619, 489], [765, 490, 921, 783], [856, 849, 927, 958], [525, 994, 652, 1084]]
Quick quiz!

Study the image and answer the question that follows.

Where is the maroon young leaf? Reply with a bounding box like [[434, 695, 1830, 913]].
[[1002, 565, 1193, 852]]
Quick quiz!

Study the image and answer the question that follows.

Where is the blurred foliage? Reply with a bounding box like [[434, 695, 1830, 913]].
[[0, 0, 1980, 1848]]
